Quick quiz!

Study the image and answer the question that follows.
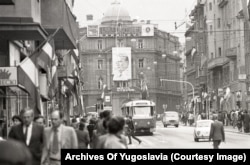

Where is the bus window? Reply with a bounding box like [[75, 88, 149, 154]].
[[150, 107, 154, 116], [133, 107, 151, 117]]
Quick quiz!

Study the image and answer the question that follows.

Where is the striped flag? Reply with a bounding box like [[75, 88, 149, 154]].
[[18, 50, 42, 116], [101, 84, 108, 100], [18, 38, 57, 115], [48, 50, 58, 99], [191, 47, 197, 60], [141, 80, 149, 100], [37, 41, 54, 73]]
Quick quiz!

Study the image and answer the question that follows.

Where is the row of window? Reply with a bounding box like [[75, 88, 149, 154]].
[[97, 39, 144, 50], [97, 58, 146, 69]]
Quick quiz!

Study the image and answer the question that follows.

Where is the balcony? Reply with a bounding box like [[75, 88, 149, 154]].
[[226, 47, 237, 59], [0, 0, 48, 40], [41, 0, 78, 50], [218, 0, 228, 8], [208, 57, 227, 70]]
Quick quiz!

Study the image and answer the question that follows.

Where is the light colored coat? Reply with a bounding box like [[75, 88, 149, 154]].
[[41, 125, 78, 165]]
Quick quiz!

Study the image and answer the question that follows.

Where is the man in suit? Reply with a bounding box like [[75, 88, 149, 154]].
[[209, 114, 225, 149], [41, 110, 78, 165], [8, 108, 44, 165]]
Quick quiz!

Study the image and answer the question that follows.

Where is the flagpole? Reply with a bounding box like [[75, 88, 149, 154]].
[[21, 26, 62, 60]]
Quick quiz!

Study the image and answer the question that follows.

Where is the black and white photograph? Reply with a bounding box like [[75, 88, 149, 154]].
[[0, 0, 250, 164]]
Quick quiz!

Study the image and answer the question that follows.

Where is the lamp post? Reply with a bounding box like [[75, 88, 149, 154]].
[[160, 78, 196, 118]]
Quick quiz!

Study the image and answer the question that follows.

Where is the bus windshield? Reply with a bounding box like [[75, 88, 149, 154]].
[[134, 107, 151, 117]]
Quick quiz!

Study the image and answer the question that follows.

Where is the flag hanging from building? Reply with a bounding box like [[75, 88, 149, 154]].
[[200, 53, 207, 69], [141, 80, 149, 100], [18, 50, 43, 116], [101, 84, 108, 100], [191, 47, 197, 61], [48, 49, 58, 99], [37, 40, 54, 73]]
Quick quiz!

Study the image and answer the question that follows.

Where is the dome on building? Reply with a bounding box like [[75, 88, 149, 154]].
[[101, 0, 131, 23]]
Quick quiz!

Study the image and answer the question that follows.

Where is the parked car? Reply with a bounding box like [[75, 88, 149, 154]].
[[193, 119, 214, 142], [162, 111, 179, 127]]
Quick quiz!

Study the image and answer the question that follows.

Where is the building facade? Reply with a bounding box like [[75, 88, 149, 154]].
[[79, 1, 182, 115], [185, 0, 249, 114], [0, 0, 80, 131]]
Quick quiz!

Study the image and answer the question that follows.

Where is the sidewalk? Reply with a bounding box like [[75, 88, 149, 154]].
[[178, 122, 250, 135], [224, 125, 250, 135]]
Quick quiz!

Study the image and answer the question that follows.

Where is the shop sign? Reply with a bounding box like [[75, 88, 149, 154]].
[[105, 95, 111, 102], [116, 87, 135, 92], [0, 67, 17, 86]]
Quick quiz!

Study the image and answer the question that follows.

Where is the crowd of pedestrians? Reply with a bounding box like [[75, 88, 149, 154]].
[[180, 108, 250, 133], [0, 108, 142, 165]]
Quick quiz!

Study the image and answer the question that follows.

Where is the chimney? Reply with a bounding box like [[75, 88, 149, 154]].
[[86, 14, 93, 21]]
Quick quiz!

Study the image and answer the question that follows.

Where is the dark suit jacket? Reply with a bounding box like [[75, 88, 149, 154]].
[[75, 129, 90, 149], [209, 120, 225, 141], [8, 123, 44, 165]]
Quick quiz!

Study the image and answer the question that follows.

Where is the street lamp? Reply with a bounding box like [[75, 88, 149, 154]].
[[160, 78, 196, 118]]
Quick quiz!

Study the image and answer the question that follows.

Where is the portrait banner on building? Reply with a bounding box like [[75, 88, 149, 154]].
[[112, 47, 131, 81], [87, 25, 99, 37]]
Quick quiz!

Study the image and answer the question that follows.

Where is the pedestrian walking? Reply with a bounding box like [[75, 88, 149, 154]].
[[34, 115, 45, 127], [8, 108, 44, 165], [96, 116, 128, 149], [41, 110, 78, 165], [92, 110, 112, 148], [209, 114, 225, 149], [72, 120, 90, 149], [126, 116, 141, 145], [87, 117, 97, 149], [11, 115, 23, 126]]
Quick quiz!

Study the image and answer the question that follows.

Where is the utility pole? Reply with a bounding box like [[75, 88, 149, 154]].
[[160, 79, 196, 119]]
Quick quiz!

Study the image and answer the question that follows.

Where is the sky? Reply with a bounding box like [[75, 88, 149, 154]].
[[73, 0, 197, 43]]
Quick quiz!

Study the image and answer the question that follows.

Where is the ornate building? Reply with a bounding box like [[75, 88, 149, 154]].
[[79, 1, 182, 115]]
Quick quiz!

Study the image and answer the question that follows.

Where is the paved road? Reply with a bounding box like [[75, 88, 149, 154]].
[[128, 122, 250, 149]]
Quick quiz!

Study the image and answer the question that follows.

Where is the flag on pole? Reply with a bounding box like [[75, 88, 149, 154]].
[[17, 35, 58, 115], [141, 80, 149, 100], [48, 50, 58, 99], [18, 50, 42, 116], [37, 40, 54, 73], [200, 53, 207, 69], [101, 84, 108, 100], [191, 47, 197, 59]]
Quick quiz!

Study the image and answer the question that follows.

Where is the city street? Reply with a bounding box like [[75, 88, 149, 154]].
[[128, 122, 250, 149]]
